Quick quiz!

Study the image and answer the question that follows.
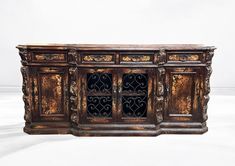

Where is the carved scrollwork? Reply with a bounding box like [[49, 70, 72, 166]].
[[168, 54, 199, 62], [156, 67, 166, 123], [157, 67, 165, 96], [68, 49, 78, 65], [71, 112, 78, 123], [19, 48, 30, 65], [158, 49, 166, 65], [69, 67, 79, 124], [83, 55, 113, 62], [202, 49, 215, 121], [35, 54, 65, 61], [122, 55, 151, 62], [205, 49, 214, 64], [21, 66, 32, 123]]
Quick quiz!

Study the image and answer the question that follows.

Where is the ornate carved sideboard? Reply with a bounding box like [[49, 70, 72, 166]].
[[17, 44, 215, 136]]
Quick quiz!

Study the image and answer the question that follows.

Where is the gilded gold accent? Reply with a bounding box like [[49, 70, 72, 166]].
[[122, 55, 151, 62], [35, 54, 65, 61], [83, 55, 113, 62], [168, 54, 199, 61]]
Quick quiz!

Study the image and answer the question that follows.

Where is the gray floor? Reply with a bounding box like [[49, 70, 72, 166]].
[[0, 93, 234, 166]]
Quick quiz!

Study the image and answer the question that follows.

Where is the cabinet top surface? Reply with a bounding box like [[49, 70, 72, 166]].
[[16, 44, 215, 50]]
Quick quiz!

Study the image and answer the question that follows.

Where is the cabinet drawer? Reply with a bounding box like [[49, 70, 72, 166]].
[[32, 52, 67, 63], [81, 52, 115, 64], [120, 52, 154, 64], [167, 52, 202, 63]]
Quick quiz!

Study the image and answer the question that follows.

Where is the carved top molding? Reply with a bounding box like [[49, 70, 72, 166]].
[[16, 44, 216, 51]]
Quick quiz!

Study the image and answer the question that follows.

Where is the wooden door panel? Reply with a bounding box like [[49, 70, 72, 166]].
[[165, 67, 201, 122], [32, 67, 69, 122]]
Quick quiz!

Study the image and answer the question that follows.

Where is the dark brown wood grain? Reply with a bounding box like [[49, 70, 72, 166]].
[[17, 44, 215, 136]]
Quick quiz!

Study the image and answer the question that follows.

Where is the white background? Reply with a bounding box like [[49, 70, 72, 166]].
[[0, 0, 235, 166], [0, 0, 235, 89]]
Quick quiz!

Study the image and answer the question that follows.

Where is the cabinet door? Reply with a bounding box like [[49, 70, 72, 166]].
[[81, 69, 117, 123], [32, 67, 69, 122], [117, 69, 154, 123], [165, 67, 202, 122]]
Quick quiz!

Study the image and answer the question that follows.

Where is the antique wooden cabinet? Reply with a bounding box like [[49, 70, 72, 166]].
[[17, 44, 215, 136]]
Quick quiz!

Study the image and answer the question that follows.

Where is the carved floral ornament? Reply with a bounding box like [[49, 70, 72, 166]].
[[122, 55, 151, 62], [69, 67, 79, 124], [35, 54, 65, 61], [83, 55, 113, 62], [21, 66, 31, 122], [158, 49, 166, 65], [168, 54, 199, 61], [68, 49, 78, 64], [156, 67, 166, 123]]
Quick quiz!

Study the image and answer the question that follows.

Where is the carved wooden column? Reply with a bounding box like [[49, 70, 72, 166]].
[[19, 48, 32, 124], [68, 49, 79, 126], [156, 49, 166, 123], [202, 48, 215, 121]]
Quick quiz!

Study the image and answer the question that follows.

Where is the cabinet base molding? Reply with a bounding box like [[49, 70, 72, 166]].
[[24, 122, 207, 136]]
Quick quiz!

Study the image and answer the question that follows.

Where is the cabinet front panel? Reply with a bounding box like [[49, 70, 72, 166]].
[[81, 69, 117, 123], [165, 68, 201, 121], [32, 67, 69, 122], [117, 69, 154, 123]]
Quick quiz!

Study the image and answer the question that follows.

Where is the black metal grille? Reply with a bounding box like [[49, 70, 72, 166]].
[[87, 73, 112, 118], [122, 74, 148, 118], [122, 96, 147, 117], [87, 73, 112, 94], [87, 96, 112, 117]]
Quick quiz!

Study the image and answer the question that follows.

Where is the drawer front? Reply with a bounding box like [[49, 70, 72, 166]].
[[167, 52, 202, 63], [32, 52, 67, 63], [120, 53, 153, 64], [81, 52, 115, 64]]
